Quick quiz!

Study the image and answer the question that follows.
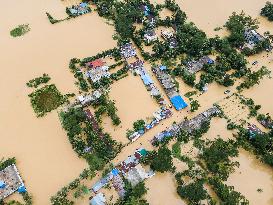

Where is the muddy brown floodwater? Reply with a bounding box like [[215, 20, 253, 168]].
[[1, 0, 273, 205]]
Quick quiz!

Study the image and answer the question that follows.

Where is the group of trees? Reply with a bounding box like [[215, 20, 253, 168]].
[[208, 177, 249, 204], [94, 95, 121, 126], [115, 181, 149, 205], [177, 179, 208, 204], [201, 138, 239, 180], [225, 11, 259, 48], [51, 169, 95, 205], [261, 1, 273, 21], [26, 74, 51, 88], [237, 128, 273, 167], [59, 107, 121, 164], [142, 146, 174, 173], [237, 66, 271, 91]]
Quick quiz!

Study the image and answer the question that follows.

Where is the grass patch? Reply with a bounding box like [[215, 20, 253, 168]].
[[28, 84, 66, 117], [10, 24, 30, 37]]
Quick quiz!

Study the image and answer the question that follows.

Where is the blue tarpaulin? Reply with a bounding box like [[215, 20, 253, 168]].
[[111, 168, 119, 176], [18, 185, 27, 193], [207, 59, 214, 64], [0, 181, 5, 189], [141, 73, 153, 85], [170, 95, 188, 110]]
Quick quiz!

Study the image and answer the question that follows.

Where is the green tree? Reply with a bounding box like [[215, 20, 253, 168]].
[[150, 146, 173, 172]]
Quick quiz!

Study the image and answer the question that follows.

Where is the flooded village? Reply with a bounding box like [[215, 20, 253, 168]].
[[0, 0, 273, 205]]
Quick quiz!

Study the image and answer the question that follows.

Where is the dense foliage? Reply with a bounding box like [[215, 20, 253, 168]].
[[177, 179, 208, 204], [201, 138, 239, 180], [10, 24, 30, 37], [261, 2, 273, 21], [26, 74, 51, 88], [28, 84, 67, 117]]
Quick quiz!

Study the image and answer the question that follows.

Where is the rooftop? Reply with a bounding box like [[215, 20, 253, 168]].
[[0, 164, 24, 200]]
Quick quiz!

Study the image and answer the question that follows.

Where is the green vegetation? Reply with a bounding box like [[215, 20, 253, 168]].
[[150, 146, 174, 173], [209, 177, 249, 204], [190, 100, 200, 112], [116, 181, 149, 205], [60, 107, 121, 160], [237, 128, 273, 167], [0, 157, 16, 170], [51, 169, 95, 205], [94, 95, 121, 126], [28, 84, 66, 117], [184, 91, 197, 98], [26, 74, 51, 88], [177, 179, 208, 204], [237, 66, 271, 91], [46, 12, 65, 24], [225, 11, 259, 48], [201, 138, 239, 180], [133, 119, 146, 131], [10, 24, 30, 37], [261, 2, 273, 21]]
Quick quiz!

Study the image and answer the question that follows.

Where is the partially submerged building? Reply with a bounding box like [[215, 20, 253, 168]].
[[67, 2, 91, 17], [151, 107, 221, 145], [86, 65, 110, 83], [125, 164, 154, 186], [161, 29, 177, 48], [78, 89, 103, 106], [185, 56, 214, 74], [120, 43, 137, 59], [243, 29, 272, 51], [0, 164, 26, 200], [91, 148, 147, 194], [129, 107, 172, 142], [144, 29, 157, 43], [90, 193, 106, 205], [248, 123, 264, 138], [152, 65, 188, 110]]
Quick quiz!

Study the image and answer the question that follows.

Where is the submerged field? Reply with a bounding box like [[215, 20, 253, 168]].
[[0, 0, 273, 204]]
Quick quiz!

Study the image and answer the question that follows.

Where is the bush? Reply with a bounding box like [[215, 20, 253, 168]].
[[10, 24, 30, 37]]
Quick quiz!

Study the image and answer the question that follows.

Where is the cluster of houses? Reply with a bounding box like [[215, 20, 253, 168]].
[[67, 2, 91, 17], [243, 29, 271, 51], [152, 65, 188, 111], [0, 164, 27, 200], [151, 106, 221, 145], [184, 56, 214, 74], [85, 59, 110, 83], [161, 29, 178, 49], [77, 89, 104, 107], [129, 107, 172, 142], [90, 148, 153, 205], [120, 43, 165, 105], [140, 4, 156, 26], [247, 123, 264, 138]]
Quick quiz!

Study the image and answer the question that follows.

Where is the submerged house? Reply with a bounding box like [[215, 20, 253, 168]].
[[161, 29, 177, 48], [67, 2, 91, 17], [86, 65, 110, 83], [144, 29, 157, 43], [243, 29, 271, 50], [125, 164, 154, 186], [78, 90, 103, 106], [152, 65, 188, 110], [120, 43, 137, 59], [90, 193, 106, 205], [248, 123, 264, 138], [185, 56, 214, 74], [0, 164, 26, 200]]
